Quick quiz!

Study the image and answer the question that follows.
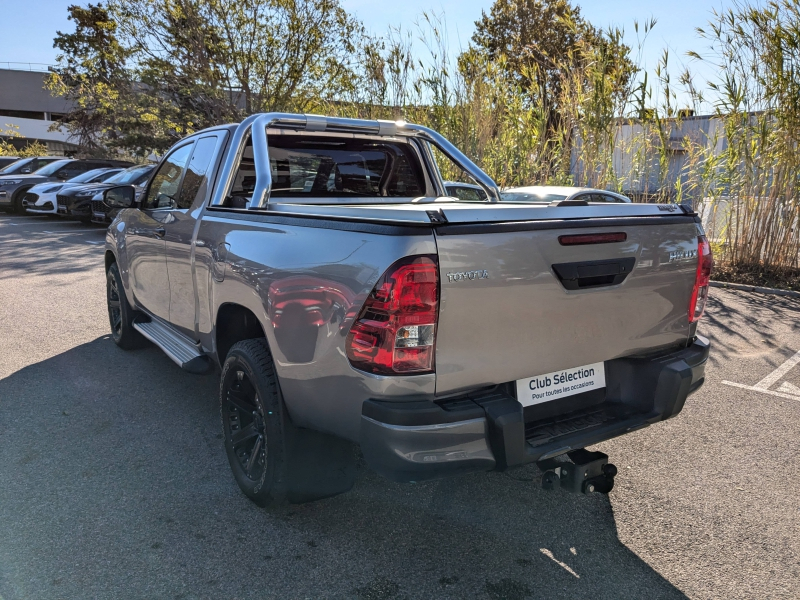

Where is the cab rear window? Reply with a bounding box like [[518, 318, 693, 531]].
[[266, 136, 425, 198]]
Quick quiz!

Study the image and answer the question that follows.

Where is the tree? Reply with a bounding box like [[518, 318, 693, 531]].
[[46, 3, 130, 154], [467, 0, 633, 112], [0, 126, 48, 157], [48, 0, 368, 155], [108, 0, 366, 151]]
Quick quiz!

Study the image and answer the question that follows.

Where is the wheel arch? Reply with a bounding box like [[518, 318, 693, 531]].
[[215, 303, 269, 365], [104, 250, 117, 272], [12, 185, 34, 210]]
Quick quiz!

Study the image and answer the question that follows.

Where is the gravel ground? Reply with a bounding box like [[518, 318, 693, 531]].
[[0, 214, 798, 600]]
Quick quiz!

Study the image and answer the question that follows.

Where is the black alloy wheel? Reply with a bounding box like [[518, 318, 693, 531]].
[[222, 367, 267, 483], [107, 270, 123, 338], [219, 338, 357, 506], [106, 262, 146, 349]]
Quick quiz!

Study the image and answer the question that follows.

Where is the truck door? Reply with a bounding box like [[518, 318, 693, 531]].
[[127, 142, 194, 321], [162, 134, 225, 337]]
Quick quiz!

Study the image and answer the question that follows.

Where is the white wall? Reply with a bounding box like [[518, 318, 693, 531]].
[[1, 116, 75, 144]]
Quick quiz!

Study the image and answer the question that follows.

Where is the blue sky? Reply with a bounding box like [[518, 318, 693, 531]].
[[2, 1, 733, 110]]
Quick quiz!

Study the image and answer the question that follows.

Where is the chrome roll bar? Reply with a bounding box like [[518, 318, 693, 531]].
[[209, 112, 501, 209], [401, 123, 501, 202]]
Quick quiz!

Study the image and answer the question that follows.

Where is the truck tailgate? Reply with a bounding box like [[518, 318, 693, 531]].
[[433, 215, 700, 395]]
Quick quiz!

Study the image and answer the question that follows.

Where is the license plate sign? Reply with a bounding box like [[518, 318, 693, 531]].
[[516, 362, 605, 407]]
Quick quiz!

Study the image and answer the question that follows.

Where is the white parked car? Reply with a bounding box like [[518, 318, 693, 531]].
[[501, 186, 631, 203], [24, 168, 124, 214]]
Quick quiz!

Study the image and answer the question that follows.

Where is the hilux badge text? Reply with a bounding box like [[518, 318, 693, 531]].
[[668, 249, 698, 262]]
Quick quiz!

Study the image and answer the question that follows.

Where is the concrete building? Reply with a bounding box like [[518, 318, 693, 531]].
[[0, 66, 77, 155], [571, 113, 727, 207]]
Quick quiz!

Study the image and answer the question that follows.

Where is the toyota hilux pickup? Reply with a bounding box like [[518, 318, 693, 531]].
[[102, 113, 712, 505]]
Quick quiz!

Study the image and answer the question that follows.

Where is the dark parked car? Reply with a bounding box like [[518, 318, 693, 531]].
[[500, 186, 632, 203], [88, 165, 155, 224], [24, 168, 124, 214], [0, 158, 133, 213], [0, 156, 62, 176], [0, 157, 21, 170]]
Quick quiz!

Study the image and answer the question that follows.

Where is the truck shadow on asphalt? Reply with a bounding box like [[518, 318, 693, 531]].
[[0, 216, 106, 279], [0, 336, 687, 600], [703, 290, 800, 368]]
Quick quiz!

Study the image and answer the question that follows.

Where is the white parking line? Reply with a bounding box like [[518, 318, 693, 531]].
[[721, 380, 800, 402], [539, 549, 580, 578], [751, 349, 800, 389], [722, 348, 800, 402]]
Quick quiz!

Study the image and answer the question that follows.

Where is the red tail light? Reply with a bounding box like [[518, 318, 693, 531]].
[[559, 232, 627, 245], [689, 236, 713, 323], [346, 256, 439, 375]]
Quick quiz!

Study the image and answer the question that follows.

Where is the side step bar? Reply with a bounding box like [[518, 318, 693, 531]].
[[133, 320, 213, 374]]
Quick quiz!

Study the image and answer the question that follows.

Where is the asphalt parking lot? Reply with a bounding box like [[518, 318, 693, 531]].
[[0, 213, 798, 600]]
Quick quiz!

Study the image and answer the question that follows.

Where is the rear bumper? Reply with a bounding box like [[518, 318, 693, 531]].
[[360, 336, 710, 482]]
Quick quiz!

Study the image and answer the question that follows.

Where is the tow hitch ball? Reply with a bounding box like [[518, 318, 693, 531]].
[[539, 450, 617, 495]]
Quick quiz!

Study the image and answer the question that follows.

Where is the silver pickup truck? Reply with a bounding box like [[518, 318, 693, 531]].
[[103, 113, 712, 505]]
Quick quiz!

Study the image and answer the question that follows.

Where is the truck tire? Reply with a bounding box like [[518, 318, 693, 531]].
[[220, 338, 356, 506], [106, 262, 147, 349]]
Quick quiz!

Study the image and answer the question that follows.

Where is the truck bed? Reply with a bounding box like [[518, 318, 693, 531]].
[[211, 200, 701, 396]]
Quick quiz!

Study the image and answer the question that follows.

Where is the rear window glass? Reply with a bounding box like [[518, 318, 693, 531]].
[[33, 160, 73, 176], [106, 166, 153, 185], [265, 136, 425, 198], [446, 185, 487, 202], [500, 191, 568, 203], [68, 168, 109, 183], [0, 158, 30, 173]]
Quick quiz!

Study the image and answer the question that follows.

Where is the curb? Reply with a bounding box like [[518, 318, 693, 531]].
[[710, 280, 800, 299]]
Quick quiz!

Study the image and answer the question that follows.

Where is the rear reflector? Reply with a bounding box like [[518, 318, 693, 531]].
[[689, 236, 714, 323], [558, 232, 627, 245], [346, 256, 439, 375]]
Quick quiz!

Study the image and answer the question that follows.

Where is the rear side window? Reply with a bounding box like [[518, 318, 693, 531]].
[[33, 158, 60, 171], [447, 185, 486, 202], [94, 170, 122, 182], [177, 136, 220, 209], [55, 162, 95, 179], [266, 136, 425, 198]]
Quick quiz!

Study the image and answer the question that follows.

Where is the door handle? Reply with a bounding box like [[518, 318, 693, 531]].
[[212, 243, 231, 282], [129, 227, 165, 238], [551, 257, 636, 290]]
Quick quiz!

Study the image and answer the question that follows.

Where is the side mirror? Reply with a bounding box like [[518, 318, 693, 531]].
[[21, 168, 31, 174], [104, 185, 137, 209]]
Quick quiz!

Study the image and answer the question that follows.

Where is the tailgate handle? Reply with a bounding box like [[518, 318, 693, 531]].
[[551, 257, 636, 290]]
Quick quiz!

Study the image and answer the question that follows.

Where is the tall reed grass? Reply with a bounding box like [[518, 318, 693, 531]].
[[316, 2, 800, 272]]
